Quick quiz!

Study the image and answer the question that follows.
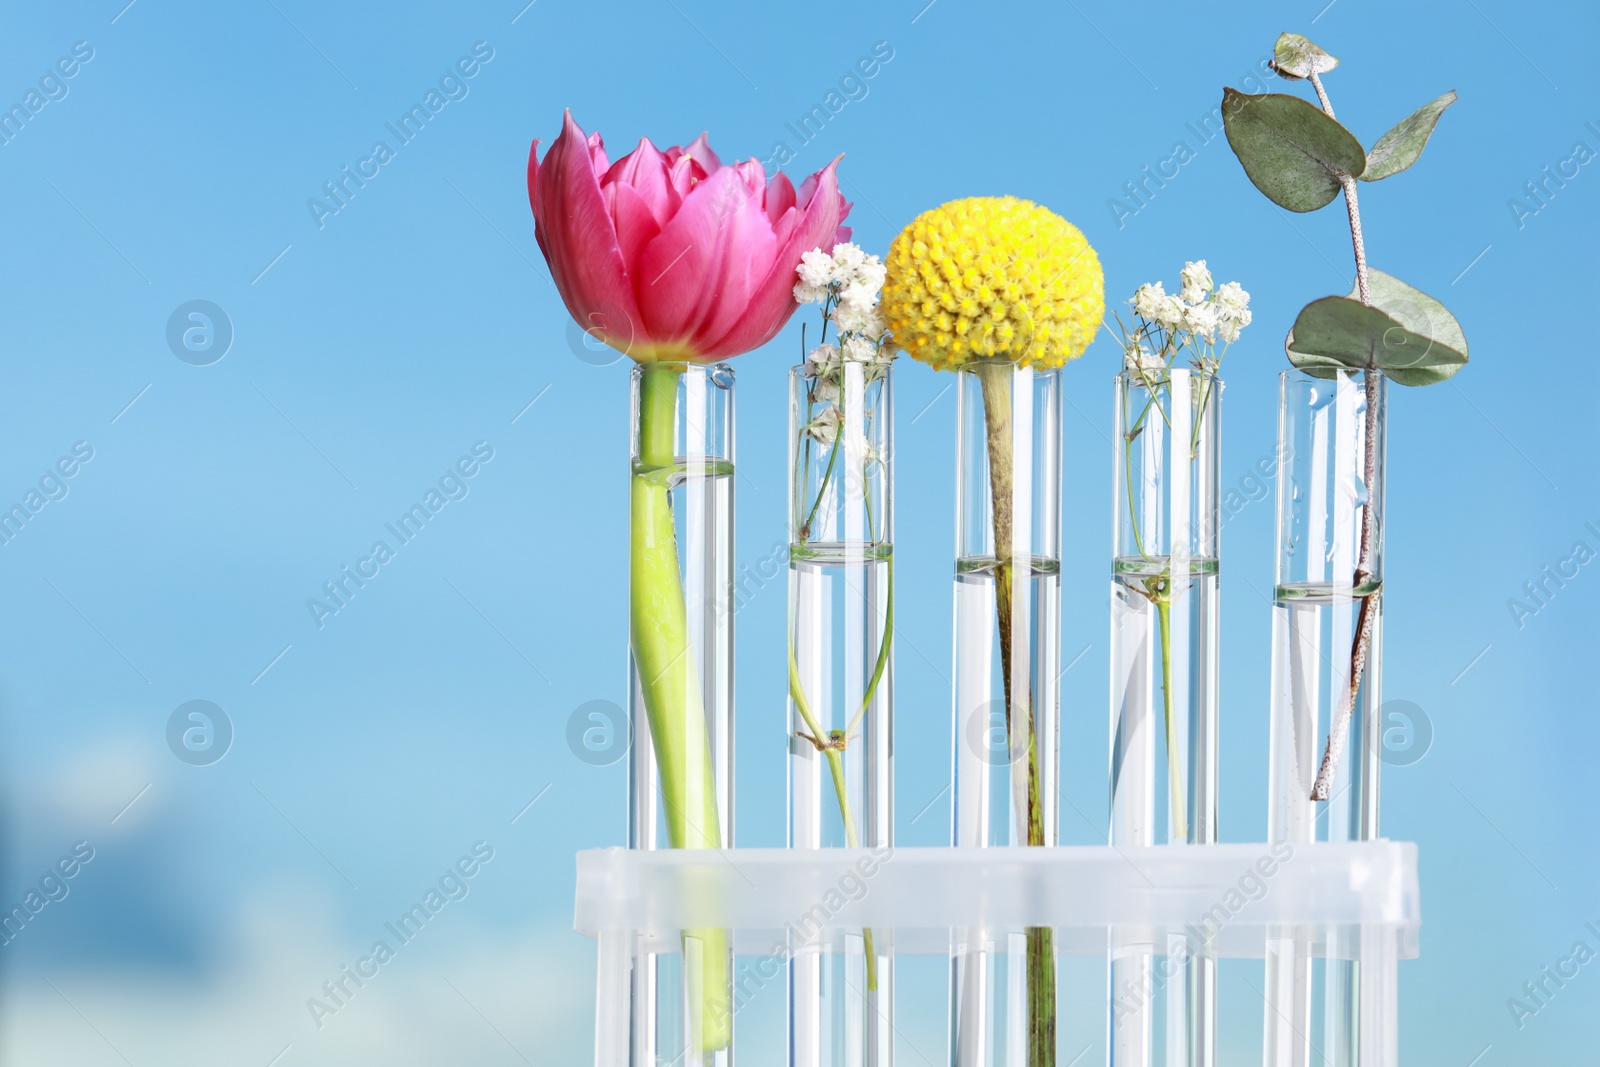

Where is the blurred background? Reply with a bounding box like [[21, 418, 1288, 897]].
[[0, 0, 1594, 1063]]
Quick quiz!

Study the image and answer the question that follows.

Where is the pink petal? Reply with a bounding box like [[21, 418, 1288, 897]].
[[533, 112, 645, 351], [666, 154, 702, 202], [793, 158, 847, 252], [684, 131, 721, 172], [586, 130, 609, 173], [763, 172, 796, 226], [733, 159, 766, 197], [795, 169, 821, 207], [605, 181, 664, 278], [605, 137, 674, 227], [634, 166, 778, 353], [833, 197, 854, 246], [794, 160, 852, 248], [526, 139, 541, 217], [701, 157, 846, 358]]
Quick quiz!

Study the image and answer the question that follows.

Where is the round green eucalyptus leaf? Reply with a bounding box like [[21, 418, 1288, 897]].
[[1285, 287, 1467, 386], [1354, 268, 1469, 369], [1222, 89, 1368, 212], [1362, 91, 1458, 182], [1272, 32, 1340, 79]]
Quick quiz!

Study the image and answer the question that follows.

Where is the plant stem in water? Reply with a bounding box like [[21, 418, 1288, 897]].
[[790, 387, 894, 1010], [1310, 369, 1381, 801], [976, 361, 1055, 1067], [789, 634, 881, 992], [631, 362, 730, 1052], [1126, 375, 1192, 840], [824, 746, 878, 990], [1155, 591, 1187, 839], [847, 554, 893, 738], [800, 423, 842, 540], [1307, 72, 1380, 803]]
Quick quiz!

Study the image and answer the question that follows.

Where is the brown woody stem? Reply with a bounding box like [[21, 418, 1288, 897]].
[[1307, 74, 1380, 803], [976, 362, 1055, 1067]]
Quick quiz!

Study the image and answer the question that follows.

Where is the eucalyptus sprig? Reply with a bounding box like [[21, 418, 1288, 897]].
[[1224, 32, 1469, 382], [1222, 33, 1470, 800]]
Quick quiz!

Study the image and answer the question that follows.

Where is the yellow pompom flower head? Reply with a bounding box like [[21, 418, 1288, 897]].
[[881, 195, 1104, 371]]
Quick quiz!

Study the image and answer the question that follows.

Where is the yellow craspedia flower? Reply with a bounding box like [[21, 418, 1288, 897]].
[[882, 196, 1104, 371]]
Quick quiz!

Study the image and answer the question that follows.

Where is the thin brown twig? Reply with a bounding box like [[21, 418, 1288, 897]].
[[1307, 72, 1381, 803]]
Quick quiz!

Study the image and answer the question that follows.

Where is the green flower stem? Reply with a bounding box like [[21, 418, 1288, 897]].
[[824, 748, 878, 991], [800, 424, 842, 540], [845, 554, 893, 741], [631, 361, 730, 1053], [1125, 376, 1196, 842], [790, 385, 894, 1015], [1190, 369, 1215, 459], [975, 362, 1055, 1067], [787, 634, 880, 992], [1122, 395, 1151, 560], [862, 439, 878, 544], [1155, 592, 1187, 840]]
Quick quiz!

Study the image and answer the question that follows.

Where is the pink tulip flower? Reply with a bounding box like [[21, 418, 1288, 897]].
[[528, 111, 851, 363]]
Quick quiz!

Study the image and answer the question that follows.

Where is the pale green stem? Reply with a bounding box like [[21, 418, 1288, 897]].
[[788, 634, 880, 992], [800, 428, 842, 541], [632, 362, 729, 1052], [790, 373, 893, 1000], [1156, 594, 1187, 840]]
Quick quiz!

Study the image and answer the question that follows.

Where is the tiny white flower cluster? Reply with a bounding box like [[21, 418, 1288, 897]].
[[1179, 260, 1213, 305], [795, 243, 890, 340], [795, 243, 896, 447], [1124, 260, 1251, 374]]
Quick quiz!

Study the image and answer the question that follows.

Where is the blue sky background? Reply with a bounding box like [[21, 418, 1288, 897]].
[[0, 0, 1595, 1063]]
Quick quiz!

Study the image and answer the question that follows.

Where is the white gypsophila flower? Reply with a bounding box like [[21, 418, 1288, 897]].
[[1180, 260, 1213, 304], [832, 302, 867, 334], [837, 279, 879, 312], [1124, 341, 1166, 374], [798, 248, 838, 289], [864, 337, 898, 381], [854, 257, 887, 295], [803, 405, 840, 446], [806, 343, 841, 378], [1183, 301, 1221, 342], [794, 281, 829, 305], [1219, 305, 1252, 340], [833, 299, 887, 337], [825, 295, 889, 334], [836, 252, 886, 308], [830, 242, 868, 280], [1214, 281, 1250, 317], [863, 306, 889, 340], [1131, 281, 1167, 320], [1154, 294, 1187, 331], [1213, 282, 1251, 343], [842, 334, 876, 364]]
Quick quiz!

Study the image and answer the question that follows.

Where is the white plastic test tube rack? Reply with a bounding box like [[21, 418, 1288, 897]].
[[574, 841, 1419, 1066]]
